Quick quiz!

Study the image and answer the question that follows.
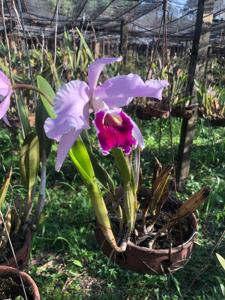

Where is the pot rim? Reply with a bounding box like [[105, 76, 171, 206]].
[[0, 265, 40, 300]]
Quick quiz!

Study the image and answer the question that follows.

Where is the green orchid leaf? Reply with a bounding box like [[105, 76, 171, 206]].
[[36, 75, 56, 119], [81, 131, 115, 192], [111, 148, 131, 186], [69, 138, 95, 184], [17, 96, 31, 137], [35, 96, 52, 160], [20, 132, 40, 199], [89, 151, 115, 192]]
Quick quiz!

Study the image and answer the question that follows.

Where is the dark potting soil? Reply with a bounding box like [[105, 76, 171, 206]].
[[132, 213, 191, 249], [110, 196, 195, 250], [0, 275, 33, 300], [0, 228, 26, 264]]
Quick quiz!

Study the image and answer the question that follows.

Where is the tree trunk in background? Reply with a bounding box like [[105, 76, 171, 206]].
[[176, 0, 214, 190]]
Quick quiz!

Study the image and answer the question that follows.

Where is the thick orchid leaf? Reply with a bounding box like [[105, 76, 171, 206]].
[[216, 253, 225, 270], [111, 149, 137, 238], [0, 168, 12, 210], [36, 75, 56, 119], [36, 76, 54, 160], [88, 150, 115, 191], [81, 131, 115, 192], [35, 97, 52, 160], [20, 132, 40, 198], [76, 27, 94, 62], [123, 185, 138, 238], [111, 148, 131, 186], [17, 96, 31, 137], [132, 147, 141, 193], [69, 138, 95, 184]]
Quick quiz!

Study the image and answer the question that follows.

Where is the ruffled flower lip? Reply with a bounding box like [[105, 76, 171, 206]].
[[94, 109, 136, 155]]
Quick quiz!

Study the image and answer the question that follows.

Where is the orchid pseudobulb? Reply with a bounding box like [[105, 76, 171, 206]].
[[44, 57, 169, 171]]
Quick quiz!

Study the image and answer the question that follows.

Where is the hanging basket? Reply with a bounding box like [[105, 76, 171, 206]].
[[95, 193, 197, 275], [136, 104, 170, 119], [204, 117, 225, 127], [135, 97, 170, 120], [171, 104, 198, 119]]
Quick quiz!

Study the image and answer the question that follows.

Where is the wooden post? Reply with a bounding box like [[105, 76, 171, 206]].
[[176, 0, 214, 190], [94, 41, 100, 59], [119, 19, 128, 62]]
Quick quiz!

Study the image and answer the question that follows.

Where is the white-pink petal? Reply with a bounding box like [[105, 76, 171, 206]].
[[55, 128, 83, 171], [88, 57, 122, 92]]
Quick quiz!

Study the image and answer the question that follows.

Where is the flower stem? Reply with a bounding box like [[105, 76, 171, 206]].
[[12, 84, 53, 105]]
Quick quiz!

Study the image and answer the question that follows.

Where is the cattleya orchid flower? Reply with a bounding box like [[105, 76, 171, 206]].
[[0, 71, 13, 125], [44, 57, 168, 171]]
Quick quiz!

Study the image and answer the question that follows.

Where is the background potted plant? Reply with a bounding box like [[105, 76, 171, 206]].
[[41, 56, 210, 274], [0, 71, 53, 269]]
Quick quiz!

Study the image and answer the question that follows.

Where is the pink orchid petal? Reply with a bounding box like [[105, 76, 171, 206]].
[[131, 119, 145, 149], [0, 71, 11, 88], [44, 80, 90, 142], [95, 74, 169, 108], [56, 127, 83, 171], [88, 57, 122, 92], [94, 109, 136, 155], [145, 80, 169, 99], [0, 71, 13, 120], [0, 94, 11, 119]]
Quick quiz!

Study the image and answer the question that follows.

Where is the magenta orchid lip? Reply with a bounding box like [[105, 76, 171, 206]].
[[94, 109, 136, 155]]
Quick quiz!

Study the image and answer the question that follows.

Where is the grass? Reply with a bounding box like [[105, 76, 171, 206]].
[[0, 117, 225, 299]]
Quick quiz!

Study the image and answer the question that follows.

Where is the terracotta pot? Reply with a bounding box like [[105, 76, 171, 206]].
[[0, 265, 40, 300], [95, 197, 197, 275], [0, 228, 32, 269]]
